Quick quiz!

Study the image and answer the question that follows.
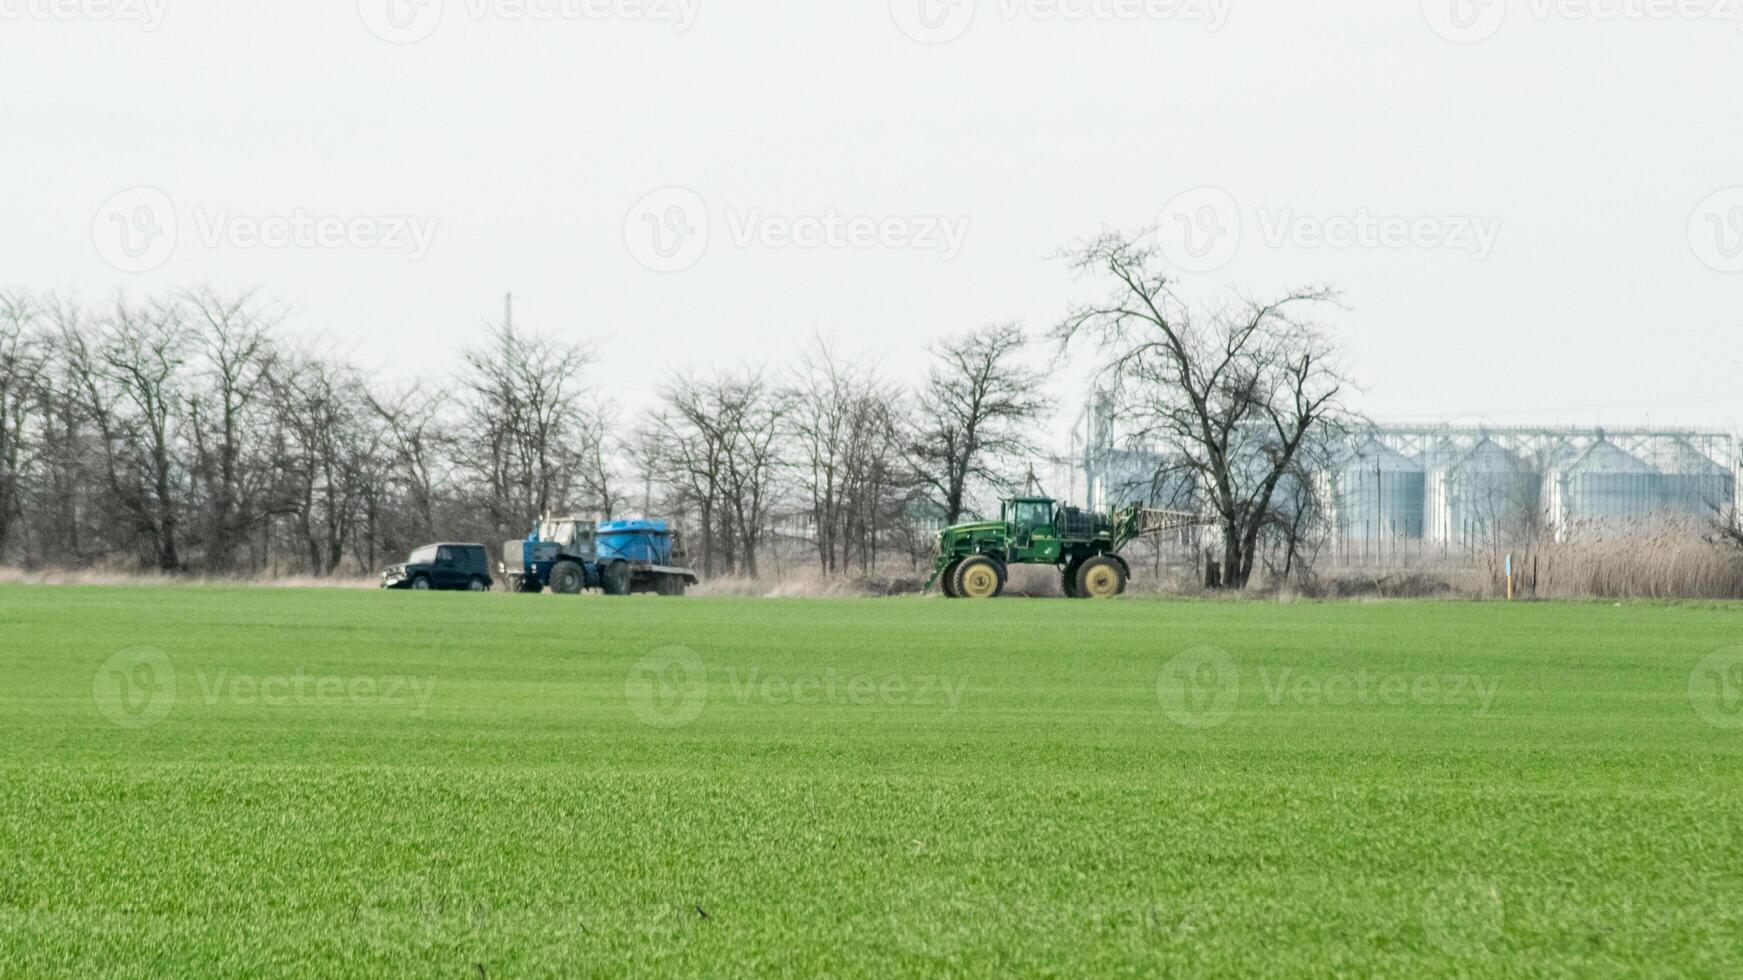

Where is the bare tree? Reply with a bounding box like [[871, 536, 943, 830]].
[[63, 295, 194, 571], [184, 287, 279, 570], [368, 385, 451, 545], [0, 292, 45, 561], [269, 352, 375, 576], [908, 324, 1048, 525], [789, 336, 919, 575], [458, 318, 595, 536], [1057, 231, 1351, 589], [647, 369, 789, 577]]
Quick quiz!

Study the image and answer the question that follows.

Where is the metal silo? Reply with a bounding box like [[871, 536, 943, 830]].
[[1550, 440, 1659, 526], [1655, 442, 1734, 519], [1445, 439, 1539, 549], [1336, 437, 1425, 542]]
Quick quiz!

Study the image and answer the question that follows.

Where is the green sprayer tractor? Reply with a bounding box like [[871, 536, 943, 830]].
[[926, 497, 1200, 599]]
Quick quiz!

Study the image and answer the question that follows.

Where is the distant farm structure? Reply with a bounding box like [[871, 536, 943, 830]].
[[1066, 406, 1740, 564]]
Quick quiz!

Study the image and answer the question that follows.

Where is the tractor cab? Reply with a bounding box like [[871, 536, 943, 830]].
[[1002, 496, 1061, 561], [537, 517, 597, 558]]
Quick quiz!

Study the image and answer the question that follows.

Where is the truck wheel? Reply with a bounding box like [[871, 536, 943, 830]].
[[655, 575, 686, 597], [1062, 560, 1083, 599], [411, 575, 432, 591], [603, 561, 632, 596], [467, 577, 489, 592], [953, 556, 1005, 599], [550, 561, 586, 595], [1075, 556, 1127, 598], [940, 560, 963, 598]]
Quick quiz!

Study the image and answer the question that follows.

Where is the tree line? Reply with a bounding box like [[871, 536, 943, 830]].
[[0, 290, 1051, 578], [0, 231, 1351, 588]]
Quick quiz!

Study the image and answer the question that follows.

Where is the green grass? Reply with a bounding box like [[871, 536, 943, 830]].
[[3, 586, 1742, 977]]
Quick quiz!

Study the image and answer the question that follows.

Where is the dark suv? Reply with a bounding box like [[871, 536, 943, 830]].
[[381, 544, 493, 592]]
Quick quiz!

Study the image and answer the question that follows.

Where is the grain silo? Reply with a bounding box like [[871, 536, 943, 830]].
[[1548, 440, 1659, 526], [1655, 442, 1734, 519], [1444, 439, 1539, 549], [1336, 437, 1426, 542]]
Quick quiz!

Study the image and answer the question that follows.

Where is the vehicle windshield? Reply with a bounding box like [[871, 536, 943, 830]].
[[539, 520, 589, 547], [408, 546, 438, 564], [1016, 502, 1051, 526]]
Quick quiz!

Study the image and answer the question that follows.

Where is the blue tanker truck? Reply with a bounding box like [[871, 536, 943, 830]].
[[498, 517, 700, 596]]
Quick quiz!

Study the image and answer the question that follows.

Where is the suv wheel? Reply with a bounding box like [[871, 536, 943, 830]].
[[411, 576, 432, 591]]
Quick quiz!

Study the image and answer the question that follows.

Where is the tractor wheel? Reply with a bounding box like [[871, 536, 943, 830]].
[[940, 560, 963, 598], [1061, 560, 1083, 599], [467, 577, 489, 592], [410, 575, 432, 591], [953, 556, 1006, 599], [602, 561, 633, 596], [550, 560, 586, 595], [655, 574, 687, 597], [1075, 555, 1128, 599]]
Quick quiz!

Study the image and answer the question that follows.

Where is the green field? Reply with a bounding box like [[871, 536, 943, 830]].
[[3, 586, 1742, 977]]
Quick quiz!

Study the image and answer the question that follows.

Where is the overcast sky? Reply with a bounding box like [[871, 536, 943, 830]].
[[4, 0, 1740, 447]]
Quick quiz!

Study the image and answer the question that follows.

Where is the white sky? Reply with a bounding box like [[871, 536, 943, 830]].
[[4, 0, 1741, 448]]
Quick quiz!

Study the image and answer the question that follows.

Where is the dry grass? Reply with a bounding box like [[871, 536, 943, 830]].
[[1531, 522, 1743, 600], [0, 567, 377, 590]]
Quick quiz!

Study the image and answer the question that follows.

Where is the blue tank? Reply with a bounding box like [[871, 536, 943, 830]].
[[596, 519, 674, 565]]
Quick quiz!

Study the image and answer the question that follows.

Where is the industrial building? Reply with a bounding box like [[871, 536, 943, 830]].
[[1064, 416, 1741, 560]]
